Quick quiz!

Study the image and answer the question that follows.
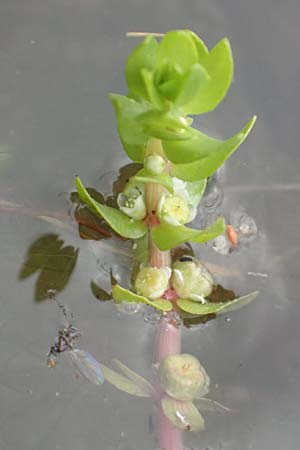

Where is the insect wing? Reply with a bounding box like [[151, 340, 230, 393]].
[[69, 349, 104, 385]]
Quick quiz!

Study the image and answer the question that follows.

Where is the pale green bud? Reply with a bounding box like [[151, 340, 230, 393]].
[[171, 260, 214, 300], [144, 154, 166, 175], [158, 354, 210, 401], [135, 266, 171, 299]]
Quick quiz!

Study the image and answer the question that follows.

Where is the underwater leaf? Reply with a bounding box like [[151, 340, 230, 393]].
[[69, 350, 105, 385], [164, 116, 256, 165], [112, 284, 172, 312], [137, 110, 192, 141], [75, 176, 147, 239], [195, 397, 237, 413], [177, 291, 259, 315], [112, 359, 155, 397], [90, 281, 112, 301], [156, 30, 199, 74], [132, 168, 174, 193], [19, 234, 78, 302], [109, 94, 149, 162], [161, 397, 205, 432], [181, 38, 233, 114], [101, 363, 152, 398], [151, 217, 225, 251], [169, 116, 257, 181], [125, 36, 158, 101]]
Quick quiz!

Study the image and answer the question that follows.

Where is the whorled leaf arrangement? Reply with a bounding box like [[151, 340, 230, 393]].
[[75, 29, 258, 317]]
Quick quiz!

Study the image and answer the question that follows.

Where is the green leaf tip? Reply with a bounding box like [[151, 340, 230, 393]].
[[75, 176, 147, 239]]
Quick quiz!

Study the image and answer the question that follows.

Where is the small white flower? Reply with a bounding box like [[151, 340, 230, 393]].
[[117, 188, 146, 221], [158, 193, 196, 226], [135, 266, 171, 299]]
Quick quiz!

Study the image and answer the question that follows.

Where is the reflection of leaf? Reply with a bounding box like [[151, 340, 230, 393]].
[[161, 397, 205, 432], [90, 281, 112, 301], [177, 291, 259, 315], [112, 284, 172, 312], [19, 234, 79, 301], [207, 284, 236, 303], [101, 363, 153, 398]]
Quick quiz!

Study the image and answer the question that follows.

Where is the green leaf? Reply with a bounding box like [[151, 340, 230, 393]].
[[112, 359, 155, 397], [125, 36, 158, 101], [101, 363, 152, 398], [181, 38, 233, 114], [164, 116, 257, 165], [169, 116, 257, 181], [141, 69, 163, 110], [151, 217, 225, 251], [185, 179, 207, 209], [161, 397, 205, 432], [132, 168, 174, 193], [75, 176, 147, 239], [177, 291, 259, 315], [112, 284, 172, 312], [137, 110, 192, 141], [109, 94, 149, 162], [156, 30, 199, 74], [174, 63, 211, 109]]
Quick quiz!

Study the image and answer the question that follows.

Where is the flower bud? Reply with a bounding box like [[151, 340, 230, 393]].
[[135, 266, 171, 299], [158, 353, 210, 400], [117, 188, 146, 221], [171, 260, 214, 301], [144, 154, 166, 175]]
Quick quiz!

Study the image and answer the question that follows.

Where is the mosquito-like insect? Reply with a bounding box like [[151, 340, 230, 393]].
[[46, 296, 104, 385]]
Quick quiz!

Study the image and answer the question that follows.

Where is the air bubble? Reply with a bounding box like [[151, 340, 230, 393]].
[[116, 302, 141, 315], [143, 307, 162, 324], [230, 211, 258, 244], [202, 177, 224, 213]]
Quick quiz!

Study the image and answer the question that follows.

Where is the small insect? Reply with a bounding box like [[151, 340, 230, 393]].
[[46, 323, 81, 368]]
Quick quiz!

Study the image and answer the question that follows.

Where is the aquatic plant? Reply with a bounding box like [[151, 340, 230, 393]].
[[75, 30, 258, 449]]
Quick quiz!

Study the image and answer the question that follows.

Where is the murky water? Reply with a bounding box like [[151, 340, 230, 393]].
[[0, 0, 300, 449]]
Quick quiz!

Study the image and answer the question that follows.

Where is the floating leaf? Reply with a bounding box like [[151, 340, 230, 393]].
[[112, 284, 172, 312], [109, 94, 149, 162], [169, 117, 257, 181], [112, 359, 155, 397], [125, 36, 158, 101], [69, 350, 104, 385], [151, 217, 225, 251], [132, 168, 174, 193], [177, 291, 259, 315], [161, 397, 205, 432], [101, 363, 152, 397], [75, 176, 147, 239], [19, 234, 78, 302]]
